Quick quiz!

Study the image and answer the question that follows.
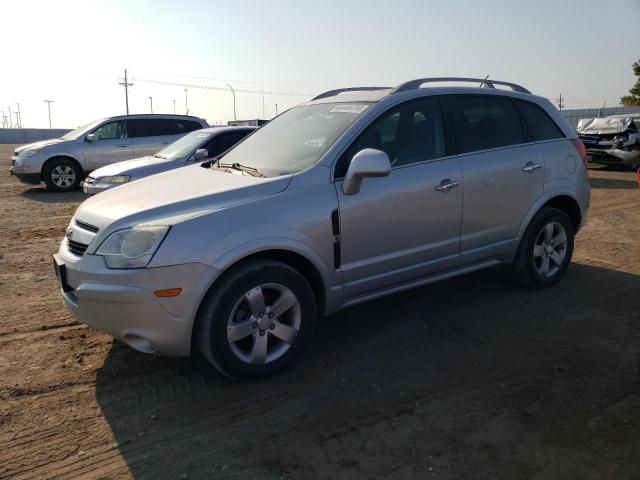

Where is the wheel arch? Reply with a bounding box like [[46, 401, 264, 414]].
[[191, 247, 329, 348], [41, 155, 84, 181]]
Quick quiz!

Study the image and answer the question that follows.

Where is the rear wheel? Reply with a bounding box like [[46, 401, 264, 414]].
[[510, 207, 574, 288], [196, 259, 317, 379], [43, 158, 82, 192]]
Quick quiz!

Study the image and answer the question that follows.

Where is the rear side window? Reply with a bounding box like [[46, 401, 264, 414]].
[[128, 119, 164, 138], [447, 95, 524, 154], [128, 119, 202, 138], [516, 101, 565, 141]]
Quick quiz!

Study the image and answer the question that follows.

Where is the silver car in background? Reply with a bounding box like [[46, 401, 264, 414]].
[[54, 77, 590, 379], [83, 126, 256, 194], [10, 114, 208, 192]]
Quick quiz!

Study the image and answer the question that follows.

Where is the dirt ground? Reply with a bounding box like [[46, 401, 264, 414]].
[[0, 143, 639, 480]]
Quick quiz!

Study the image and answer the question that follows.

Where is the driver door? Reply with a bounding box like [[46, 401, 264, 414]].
[[335, 97, 463, 299], [83, 120, 133, 171]]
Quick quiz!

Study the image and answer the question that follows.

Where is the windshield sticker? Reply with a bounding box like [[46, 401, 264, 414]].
[[330, 104, 369, 114]]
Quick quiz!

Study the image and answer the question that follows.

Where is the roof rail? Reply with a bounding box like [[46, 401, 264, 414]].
[[312, 86, 391, 101], [391, 77, 531, 94]]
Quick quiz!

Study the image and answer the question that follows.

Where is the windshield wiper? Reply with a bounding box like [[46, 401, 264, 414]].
[[218, 162, 264, 177]]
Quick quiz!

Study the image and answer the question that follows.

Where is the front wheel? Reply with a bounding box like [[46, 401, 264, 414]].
[[510, 207, 575, 288], [196, 259, 317, 379], [43, 158, 82, 192]]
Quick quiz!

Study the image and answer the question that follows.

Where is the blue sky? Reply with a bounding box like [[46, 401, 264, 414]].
[[2, 0, 638, 127]]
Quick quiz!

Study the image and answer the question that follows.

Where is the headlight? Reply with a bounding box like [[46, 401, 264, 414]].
[[96, 175, 131, 185], [19, 147, 43, 157], [96, 226, 170, 269]]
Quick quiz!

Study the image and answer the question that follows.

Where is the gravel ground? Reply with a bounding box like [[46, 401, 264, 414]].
[[0, 143, 639, 479]]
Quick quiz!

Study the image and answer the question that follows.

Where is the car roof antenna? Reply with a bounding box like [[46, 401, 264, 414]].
[[479, 75, 490, 88]]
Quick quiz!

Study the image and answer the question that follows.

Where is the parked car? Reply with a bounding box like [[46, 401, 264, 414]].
[[83, 126, 256, 194], [10, 114, 208, 192], [54, 77, 590, 379], [577, 114, 640, 169]]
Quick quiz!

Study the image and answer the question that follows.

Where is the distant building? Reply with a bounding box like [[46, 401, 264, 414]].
[[227, 119, 269, 127]]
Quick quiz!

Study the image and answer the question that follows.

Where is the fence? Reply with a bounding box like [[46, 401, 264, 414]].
[[0, 128, 71, 144], [560, 106, 640, 129]]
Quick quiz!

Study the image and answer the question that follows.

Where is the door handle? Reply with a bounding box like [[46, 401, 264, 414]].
[[522, 162, 542, 173], [435, 179, 461, 192], [119, 144, 130, 148]]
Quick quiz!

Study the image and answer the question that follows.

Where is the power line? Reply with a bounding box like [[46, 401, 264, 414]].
[[133, 77, 314, 98]]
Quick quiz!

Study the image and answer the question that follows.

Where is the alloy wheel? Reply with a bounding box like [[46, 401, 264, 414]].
[[533, 221, 567, 277], [51, 165, 77, 188], [226, 283, 301, 364]]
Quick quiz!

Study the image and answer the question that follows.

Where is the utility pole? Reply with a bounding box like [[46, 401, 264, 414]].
[[262, 86, 265, 119], [184, 88, 189, 115], [556, 93, 564, 111], [15, 103, 22, 128], [43, 99, 54, 128], [7, 106, 12, 128], [119, 68, 133, 114], [0, 111, 7, 128], [148, 96, 153, 113], [172, 98, 176, 114], [275, 103, 278, 116], [227, 84, 237, 120]]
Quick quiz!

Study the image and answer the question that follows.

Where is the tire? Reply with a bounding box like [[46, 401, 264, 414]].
[[196, 259, 317, 379], [510, 207, 575, 288], [43, 158, 82, 192]]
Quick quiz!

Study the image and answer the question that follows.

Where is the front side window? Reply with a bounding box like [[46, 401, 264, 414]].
[[93, 121, 127, 140], [210, 130, 252, 156], [217, 103, 370, 177], [335, 98, 446, 178], [447, 95, 524, 154], [516, 101, 565, 141]]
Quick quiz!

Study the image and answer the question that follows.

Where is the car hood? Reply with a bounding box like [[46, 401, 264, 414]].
[[577, 116, 640, 135], [14, 138, 66, 153], [89, 155, 183, 179], [74, 163, 291, 238]]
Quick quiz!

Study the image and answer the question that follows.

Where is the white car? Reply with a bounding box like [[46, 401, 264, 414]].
[[82, 126, 256, 194]]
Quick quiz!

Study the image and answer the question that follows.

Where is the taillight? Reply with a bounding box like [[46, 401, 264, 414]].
[[571, 138, 588, 168]]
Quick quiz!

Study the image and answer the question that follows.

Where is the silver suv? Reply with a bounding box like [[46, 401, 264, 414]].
[[11, 114, 208, 192], [54, 78, 590, 379]]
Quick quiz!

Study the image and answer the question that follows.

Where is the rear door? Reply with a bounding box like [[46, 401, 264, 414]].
[[83, 120, 133, 170], [446, 94, 545, 263], [335, 97, 463, 299]]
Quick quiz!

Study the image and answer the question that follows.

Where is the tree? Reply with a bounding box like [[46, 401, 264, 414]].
[[620, 59, 640, 106]]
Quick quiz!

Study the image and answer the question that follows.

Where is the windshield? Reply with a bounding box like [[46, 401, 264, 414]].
[[60, 118, 106, 140], [218, 102, 370, 176], [155, 129, 212, 160]]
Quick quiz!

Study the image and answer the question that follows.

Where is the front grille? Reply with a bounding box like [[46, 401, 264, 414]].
[[11, 159, 15, 167], [75, 219, 99, 233], [67, 238, 89, 257]]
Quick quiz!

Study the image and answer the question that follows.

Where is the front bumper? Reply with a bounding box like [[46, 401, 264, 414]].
[[10, 156, 41, 184], [54, 251, 217, 356]]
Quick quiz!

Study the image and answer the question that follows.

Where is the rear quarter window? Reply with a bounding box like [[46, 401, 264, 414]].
[[516, 101, 565, 141], [446, 95, 524, 154]]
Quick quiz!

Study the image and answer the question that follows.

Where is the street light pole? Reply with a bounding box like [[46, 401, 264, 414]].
[[172, 99, 176, 114], [43, 99, 54, 128], [184, 89, 189, 115], [148, 96, 153, 114], [227, 84, 237, 121]]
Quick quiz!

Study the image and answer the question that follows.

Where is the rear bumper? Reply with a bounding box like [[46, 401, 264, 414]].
[[54, 252, 218, 356]]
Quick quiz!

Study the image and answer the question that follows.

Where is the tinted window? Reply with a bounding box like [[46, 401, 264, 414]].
[[128, 119, 165, 138], [516, 101, 565, 141], [209, 130, 251, 156], [336, 98, 446, 178], [447, 95, 524, 154], [93, 121, 127, 140], [165, 119, 202, 135]]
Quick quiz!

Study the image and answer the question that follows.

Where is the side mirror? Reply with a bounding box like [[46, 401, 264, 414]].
[[86, 133, 97, 142], [342, 148, 391, 195], [191, 148, 208, 161]]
